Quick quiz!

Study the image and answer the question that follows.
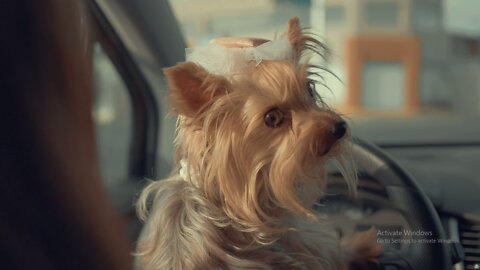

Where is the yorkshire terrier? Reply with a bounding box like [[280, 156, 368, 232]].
[[135, 17, 381, 270]]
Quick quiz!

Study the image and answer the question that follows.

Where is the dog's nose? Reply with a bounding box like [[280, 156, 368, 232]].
[[330, 120, 347, 139]]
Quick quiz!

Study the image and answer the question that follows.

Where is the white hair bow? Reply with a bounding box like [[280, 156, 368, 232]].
[[185, 36, 293, 76]]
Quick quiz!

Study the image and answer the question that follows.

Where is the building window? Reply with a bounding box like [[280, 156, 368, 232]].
[[364, 2, 399, 28], [362, 61, 405, 110], [325, 4, 346, 26]]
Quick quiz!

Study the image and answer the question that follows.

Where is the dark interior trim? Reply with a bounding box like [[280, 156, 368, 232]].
[[88, 0, 159, 180]]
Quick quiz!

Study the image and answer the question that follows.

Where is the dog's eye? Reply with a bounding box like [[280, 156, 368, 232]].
[[264, 108, 285, 128]]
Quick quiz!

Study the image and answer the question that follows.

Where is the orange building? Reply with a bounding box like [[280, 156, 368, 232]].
[[323, 0, 445, 113]]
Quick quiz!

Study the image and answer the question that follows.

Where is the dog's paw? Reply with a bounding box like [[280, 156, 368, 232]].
[[341, 228, 383, 267]]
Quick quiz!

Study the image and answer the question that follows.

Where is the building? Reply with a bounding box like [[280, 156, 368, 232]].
[[320, 0, 450, 113]]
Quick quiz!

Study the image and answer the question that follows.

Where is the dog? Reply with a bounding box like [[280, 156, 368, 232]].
[[135, 17, 381, 270]]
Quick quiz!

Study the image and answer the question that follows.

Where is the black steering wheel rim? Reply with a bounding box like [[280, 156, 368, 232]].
[[350, 138, 452, 270]]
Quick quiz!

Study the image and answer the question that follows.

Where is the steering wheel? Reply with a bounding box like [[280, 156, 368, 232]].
[[350, 138, 452, 270]]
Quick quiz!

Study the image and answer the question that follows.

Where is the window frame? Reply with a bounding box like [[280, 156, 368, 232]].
[[88, 0, 159, 182]]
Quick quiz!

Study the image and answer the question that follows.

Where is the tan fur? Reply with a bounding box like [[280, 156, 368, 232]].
[[135, 17, 381, 269]]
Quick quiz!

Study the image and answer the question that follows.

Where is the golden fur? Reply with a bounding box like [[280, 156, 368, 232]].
[[135, 17, 381, 269]]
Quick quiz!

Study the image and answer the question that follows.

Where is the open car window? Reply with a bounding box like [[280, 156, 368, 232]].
[[92, 43, 132, 205]]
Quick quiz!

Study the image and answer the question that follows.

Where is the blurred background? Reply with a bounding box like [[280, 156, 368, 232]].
[[169, 0, 480, 113]]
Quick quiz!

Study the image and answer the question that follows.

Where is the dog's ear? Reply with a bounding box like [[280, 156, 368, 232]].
[[163, 62, 229, 117], [286, 17, 303, 60], [286, 17, 325, 63]]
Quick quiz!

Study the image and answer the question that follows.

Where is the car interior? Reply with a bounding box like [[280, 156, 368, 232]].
[[2, 0, 479, 269]]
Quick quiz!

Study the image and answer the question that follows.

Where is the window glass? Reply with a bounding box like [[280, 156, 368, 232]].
[[167, 0, 480, 141], [362, 61, 405, 110], [169, 0, 310, 47], [137, 64, 176, 179], [92, 43, 132, 206], [414, 5, 441, 32], [364, 2, 398, 28], [325, 5, 345, 26]]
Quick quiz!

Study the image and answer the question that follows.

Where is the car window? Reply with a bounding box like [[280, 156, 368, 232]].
[[92, 43, 133, 206]]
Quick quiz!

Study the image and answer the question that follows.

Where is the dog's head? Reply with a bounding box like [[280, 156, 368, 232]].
[[164, 17, 354, 232]]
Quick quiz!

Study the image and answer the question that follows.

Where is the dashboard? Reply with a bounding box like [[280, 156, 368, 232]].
[[321, 173, 411, 253], [320, 144, 480, 270]]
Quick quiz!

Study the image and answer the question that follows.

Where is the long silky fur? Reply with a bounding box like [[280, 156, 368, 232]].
[[135, 17, 366, 270]]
